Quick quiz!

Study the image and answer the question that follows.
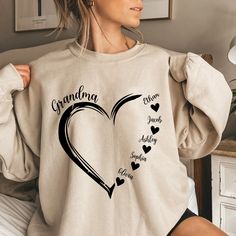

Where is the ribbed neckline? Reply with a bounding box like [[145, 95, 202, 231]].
[[68, 39, 146, 63]]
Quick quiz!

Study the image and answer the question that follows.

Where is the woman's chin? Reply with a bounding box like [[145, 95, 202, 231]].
[[124, 19, 141, 28]]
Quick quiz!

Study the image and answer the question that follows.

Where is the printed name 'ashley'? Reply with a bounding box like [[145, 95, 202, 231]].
[[51, 85, 99, 115]]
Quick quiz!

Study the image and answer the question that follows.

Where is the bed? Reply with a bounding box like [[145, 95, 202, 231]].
[[0, 193, 36, 236], [0, 38, 199, 235]]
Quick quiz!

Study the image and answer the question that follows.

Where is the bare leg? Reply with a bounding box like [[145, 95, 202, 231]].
[[171, 216, 228, 236]]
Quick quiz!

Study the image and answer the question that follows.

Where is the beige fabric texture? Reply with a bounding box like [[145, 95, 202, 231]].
[[0, 40, 232, 235]]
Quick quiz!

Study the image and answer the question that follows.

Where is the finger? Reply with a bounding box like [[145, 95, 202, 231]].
[[21, 74, 30, 82], [21, 75, 30, 88], [18, 69, 30, 74], [14, 64, 29, 69], [14, 65, 30, 72], [15, 68, 30, 75], [18, 70, 30, 77]]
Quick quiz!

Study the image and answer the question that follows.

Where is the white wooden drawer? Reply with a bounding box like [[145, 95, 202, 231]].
[[220, 202, 236, 235], [220, 162, 236, 199], [211, 154, 236, 234]]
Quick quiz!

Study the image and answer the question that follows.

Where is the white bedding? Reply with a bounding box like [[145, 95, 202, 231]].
[[187, 177, 198, 215], [0, 193, 36, 236]]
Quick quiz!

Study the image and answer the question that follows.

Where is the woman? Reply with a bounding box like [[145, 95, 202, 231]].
[[2, 0, 231, 235]]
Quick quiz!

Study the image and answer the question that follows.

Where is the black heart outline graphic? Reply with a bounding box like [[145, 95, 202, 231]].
[[58, 94, 142, 198]]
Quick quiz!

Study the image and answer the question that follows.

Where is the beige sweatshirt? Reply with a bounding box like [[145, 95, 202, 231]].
[[0, 40, 232, 236]]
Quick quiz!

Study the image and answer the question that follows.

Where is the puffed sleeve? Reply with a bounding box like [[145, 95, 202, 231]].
[[0, 63, 39, 181], [168, 52, 232, 159]]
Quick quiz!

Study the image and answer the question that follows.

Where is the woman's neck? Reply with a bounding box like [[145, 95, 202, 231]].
[[82, 22, 136, 54]]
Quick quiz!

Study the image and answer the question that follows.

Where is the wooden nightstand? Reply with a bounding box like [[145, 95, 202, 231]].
[[211, 136, 236, 235]]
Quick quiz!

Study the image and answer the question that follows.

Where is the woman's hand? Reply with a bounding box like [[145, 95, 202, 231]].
[[14, 65, 31, 88]]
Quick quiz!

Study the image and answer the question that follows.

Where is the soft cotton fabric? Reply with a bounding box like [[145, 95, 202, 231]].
[[0, 40, 232, 236], [0, 193, 36, 236]]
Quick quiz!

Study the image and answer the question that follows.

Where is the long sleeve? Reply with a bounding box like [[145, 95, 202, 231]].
[[169, 52, 232, 159], [0, 63, 39, 181]]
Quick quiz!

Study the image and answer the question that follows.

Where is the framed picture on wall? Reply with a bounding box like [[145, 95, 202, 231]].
[[140, 0, 172, 20], [15, 0, 59, 31]]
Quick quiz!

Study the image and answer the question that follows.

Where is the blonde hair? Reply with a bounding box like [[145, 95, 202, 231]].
[[53, 0, 144, 55]]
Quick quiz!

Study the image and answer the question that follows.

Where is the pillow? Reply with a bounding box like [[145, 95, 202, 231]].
[[0, 193, 36, 236]]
